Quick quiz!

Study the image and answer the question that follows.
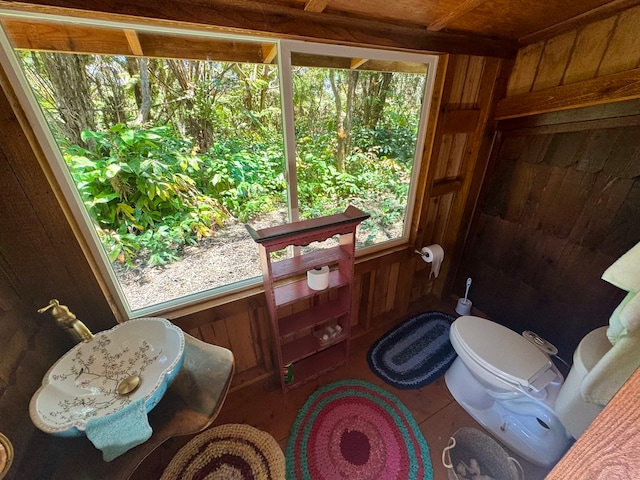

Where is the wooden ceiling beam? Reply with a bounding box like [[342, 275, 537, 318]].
[[4, 18, 266, 62], [123, 28, 143, 55], [350, 58, 367, 69], [261, 43, 277, 63], [495, 68, 640, 120], [2, 18, 132, 55], [137, 33, 264, 62], [0, 1, 519, 58], [304, 0, 329, 13], [427, 0, 489, 32]]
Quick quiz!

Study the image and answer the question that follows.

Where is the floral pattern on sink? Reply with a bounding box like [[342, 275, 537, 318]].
[[30, 317, 185, 437]]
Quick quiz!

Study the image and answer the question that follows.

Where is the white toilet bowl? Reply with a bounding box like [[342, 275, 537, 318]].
[[445, 315, 608, 468]]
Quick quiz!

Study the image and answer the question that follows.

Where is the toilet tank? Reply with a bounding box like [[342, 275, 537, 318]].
[[555, 326, 611, 439]]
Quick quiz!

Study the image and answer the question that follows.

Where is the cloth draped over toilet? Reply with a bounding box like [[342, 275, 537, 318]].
[[581, 241, 640, 406]]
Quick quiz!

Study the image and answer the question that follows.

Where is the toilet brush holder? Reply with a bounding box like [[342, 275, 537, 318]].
[[455, 298, 472, 316]]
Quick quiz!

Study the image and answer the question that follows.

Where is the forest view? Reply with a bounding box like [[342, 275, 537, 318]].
[[16, 42, 429, 311]]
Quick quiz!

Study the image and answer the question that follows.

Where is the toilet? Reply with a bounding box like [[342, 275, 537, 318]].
[[444, 315, 611, 468]]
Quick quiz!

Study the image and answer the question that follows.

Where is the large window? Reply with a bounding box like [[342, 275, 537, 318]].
[[0, 11, 437, 318]]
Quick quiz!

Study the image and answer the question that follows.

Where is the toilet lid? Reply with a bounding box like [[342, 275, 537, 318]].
[[451, 316, 554, 388]]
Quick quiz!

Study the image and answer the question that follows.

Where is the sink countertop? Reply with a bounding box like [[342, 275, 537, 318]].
[[15, 334, 234, 480]]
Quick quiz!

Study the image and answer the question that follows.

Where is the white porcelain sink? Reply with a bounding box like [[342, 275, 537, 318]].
[[29, 317, 185, 437]]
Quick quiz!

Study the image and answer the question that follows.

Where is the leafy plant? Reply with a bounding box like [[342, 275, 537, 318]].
[[65, 124, 226, 265]]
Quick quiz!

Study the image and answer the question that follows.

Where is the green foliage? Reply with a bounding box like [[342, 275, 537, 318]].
[[201, 140, 286, 222], [25, 50, 428, 271], [353, 124, 417, 164], [66, 124, 226, 265]]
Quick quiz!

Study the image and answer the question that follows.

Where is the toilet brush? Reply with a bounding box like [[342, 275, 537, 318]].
[[456, 277, 472, 315], [464, 277, 471, 302]]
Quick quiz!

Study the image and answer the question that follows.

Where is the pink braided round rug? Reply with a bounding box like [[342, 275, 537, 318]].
[[286, 379, 433, 480]]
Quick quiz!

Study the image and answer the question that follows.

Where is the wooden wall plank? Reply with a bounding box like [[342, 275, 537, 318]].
[[532, 31, 577, 91], [502, 161, 535, 223], [443, 133, 469, 178], [601, 125, 640, 177], [570, 175, 635, 248], [441, 109, 481, 134], [602, 178, 640, 256], [597, 5, 640, 77], [495, 68, 640, 120], [434, 134, 454, 179], [542, 130, 589, 168], [506, 43, 544, 96], [519, 134, 552, 164], [460, 56, 485, 108], [0, 69, 114, 330], [574, 129, 619, 172], [386, 262, 400, 312], [226, 312, 259, 372], [564, 17, 616, 84], [448, 55, 470, 107], [371, 263, 391, 318]]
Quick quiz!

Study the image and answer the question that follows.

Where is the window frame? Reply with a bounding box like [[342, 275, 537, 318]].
[[0, 9, 438, 320]]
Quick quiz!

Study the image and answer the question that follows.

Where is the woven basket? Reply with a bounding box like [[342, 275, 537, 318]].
[[442, 427, 523, 480]]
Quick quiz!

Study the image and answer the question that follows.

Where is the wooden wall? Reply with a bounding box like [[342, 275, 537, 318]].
[[455, 6, 640, 359], [507, 5, 640, 97], [0, 68, 116, 475]]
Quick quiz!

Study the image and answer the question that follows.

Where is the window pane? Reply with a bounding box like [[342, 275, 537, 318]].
[[290, 55, 427, 248], [2, 16, 436, 317], [9, 23, 285, 312]]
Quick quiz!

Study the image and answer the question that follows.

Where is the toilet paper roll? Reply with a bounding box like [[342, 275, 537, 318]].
[[420, 244, 444, 279], [307, 266, 330, 290]]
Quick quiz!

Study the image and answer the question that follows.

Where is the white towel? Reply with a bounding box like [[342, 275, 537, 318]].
[[602, 242, 640, 293], [586, 241, 640, 404], [620, 292, 640, 333], [606, 292, 633, 344], [581, 330, 640, 405]]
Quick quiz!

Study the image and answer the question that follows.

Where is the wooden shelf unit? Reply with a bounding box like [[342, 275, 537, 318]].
[[247, 205, 369, 392]]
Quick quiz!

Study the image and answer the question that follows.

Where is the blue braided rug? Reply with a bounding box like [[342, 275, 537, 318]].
[[367, 311, 457, 389]]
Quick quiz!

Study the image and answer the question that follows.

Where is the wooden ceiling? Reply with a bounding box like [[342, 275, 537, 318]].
[[0, 0, 637, 59], [294, 0, 630, 43]]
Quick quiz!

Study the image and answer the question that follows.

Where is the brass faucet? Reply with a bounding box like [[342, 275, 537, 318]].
[[38, 299, 95, 343]]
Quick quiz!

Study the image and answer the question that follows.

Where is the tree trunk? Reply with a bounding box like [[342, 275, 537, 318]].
[[40, 53, 96, 146], [133, 58, 151, 125], [329, 70, 346, 172], [369, 72, 392, 128], [344, 70, 359, 160]]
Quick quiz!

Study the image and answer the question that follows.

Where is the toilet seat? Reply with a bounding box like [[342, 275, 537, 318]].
[[451, 316, 558, 392]]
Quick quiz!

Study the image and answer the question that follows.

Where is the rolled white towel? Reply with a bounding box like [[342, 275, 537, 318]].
[[602, 242, 640, 292], [620, 292, 640, 333]]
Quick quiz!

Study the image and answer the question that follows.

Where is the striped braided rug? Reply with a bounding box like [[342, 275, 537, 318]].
[[286, 379, 433, 480], [367, 311, 456, 389], [161, 423, 285, 480]]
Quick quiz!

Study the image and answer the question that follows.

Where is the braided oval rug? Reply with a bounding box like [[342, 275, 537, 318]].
[[367, 311, 457, 389], [286, 379, 433, 480], [161, 423, 285, 480]]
